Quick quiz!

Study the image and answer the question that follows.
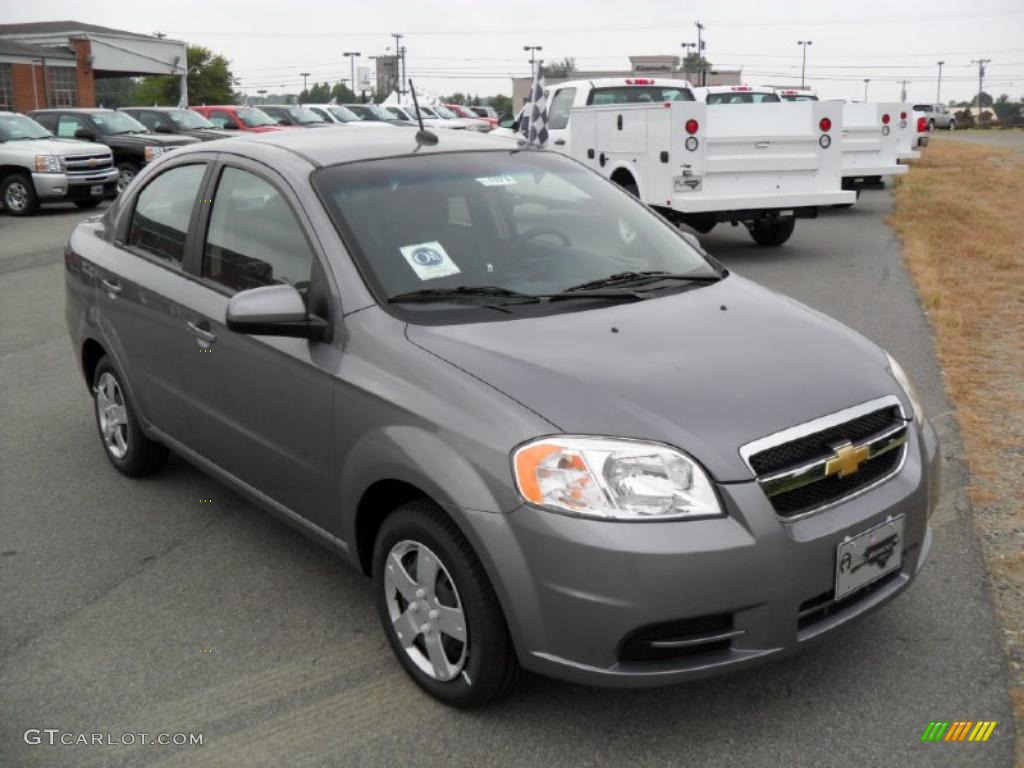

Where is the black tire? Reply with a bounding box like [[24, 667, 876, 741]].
[[116, 162, 140, 195], [1, 173, 39, 216], [613, 175, 639, 198], [373, 500, 518, 707], [949, 120, 956, 131], [748, 218, 796, 247], [92, 355, 168, 476], [74, 199, 102, 210]]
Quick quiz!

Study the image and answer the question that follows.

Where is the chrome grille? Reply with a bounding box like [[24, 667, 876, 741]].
[[65, 154, 114, 176], [741, 396, 909, 520]]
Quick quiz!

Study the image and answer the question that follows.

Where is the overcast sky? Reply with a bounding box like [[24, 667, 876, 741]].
[[13, 0, 1024, 103]]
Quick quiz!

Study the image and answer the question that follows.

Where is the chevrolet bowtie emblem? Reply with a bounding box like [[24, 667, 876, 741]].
[[824, 441, 870, 479]]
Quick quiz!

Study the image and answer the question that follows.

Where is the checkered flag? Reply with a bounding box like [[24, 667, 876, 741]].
[[525, 62, 549, 147]]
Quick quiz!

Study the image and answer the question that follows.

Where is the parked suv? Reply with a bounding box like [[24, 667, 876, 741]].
[[912, 104, 955, 130], [0, 111, 117, 215], [119, 107, 236, 142], [66, 128, 938, 707], [29, 108, 197, 193], [190, 105, 287, 133]]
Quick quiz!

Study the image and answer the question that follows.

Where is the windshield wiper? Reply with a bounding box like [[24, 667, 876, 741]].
[[388, 285, 645, 306], [563, 270, 723, 293]]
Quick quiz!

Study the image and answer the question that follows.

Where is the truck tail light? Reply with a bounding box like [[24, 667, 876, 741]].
[[917, 116, 928, 132], [882, 113, 891, 125], [685, 119, 699, 135], [819, 117, 832, 132], [900, 111, 907, 120]]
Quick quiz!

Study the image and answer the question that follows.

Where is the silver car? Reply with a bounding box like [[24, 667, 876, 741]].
[[66, 126, 939, 707]]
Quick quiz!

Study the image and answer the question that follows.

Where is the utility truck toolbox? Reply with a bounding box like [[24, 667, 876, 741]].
[[840, 102, 907, 190]]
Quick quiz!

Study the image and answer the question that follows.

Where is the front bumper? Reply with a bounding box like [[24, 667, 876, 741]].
[[464, 417, 940, 687], [33, 169, 119, 202]]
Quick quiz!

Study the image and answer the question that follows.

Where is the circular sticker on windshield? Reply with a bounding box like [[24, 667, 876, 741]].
[[399, 241, 461, 281]]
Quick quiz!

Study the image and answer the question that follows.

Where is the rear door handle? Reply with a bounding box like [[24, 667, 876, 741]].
[[186, 320, 217, 344], [554, 138, 566, 146], [101, 278, 122, 295]]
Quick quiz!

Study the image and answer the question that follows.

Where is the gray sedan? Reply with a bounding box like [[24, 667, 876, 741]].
[[65, 126, 940, 707]]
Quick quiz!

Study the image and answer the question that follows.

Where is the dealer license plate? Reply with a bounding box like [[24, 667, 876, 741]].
[[835, 516, 903, 600]]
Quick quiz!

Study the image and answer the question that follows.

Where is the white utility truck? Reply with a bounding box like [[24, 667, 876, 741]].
[[774, 88, 819, 102], [548, 78, 853, 246], [838, 102, 907, 191], [894, 105, 928, 161]]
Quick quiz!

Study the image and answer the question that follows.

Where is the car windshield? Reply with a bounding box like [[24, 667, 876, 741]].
[[236, 108, 278, 127], [706, 92, 781, 104], [287, 106, 326, 124], [167, 110, 216, 129], [386, 106, 410, 119], [92, 111, 148, 134], [780, 94, 818, 102], [0, 114, 51, 141], [313, 150, 719, 320], [347, 104, 391, 121], [433, 106, 458, 119], [588, 86, 695, 105], [328, 105, 362, 122], [416, 106, 439, 118]]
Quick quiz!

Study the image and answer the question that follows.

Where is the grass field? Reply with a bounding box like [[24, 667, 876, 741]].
[[889, 138, 1024, 759]]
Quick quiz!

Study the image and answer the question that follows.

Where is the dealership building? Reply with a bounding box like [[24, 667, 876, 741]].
[[512, 55, 742, 110], [0, 21, 188, 113]]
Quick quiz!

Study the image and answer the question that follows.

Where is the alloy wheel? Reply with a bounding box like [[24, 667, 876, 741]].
[[95, 372, 129, 459], [4, 181, 29, 213], [384, 539, 468, 681], [117, 169, 135, 194]]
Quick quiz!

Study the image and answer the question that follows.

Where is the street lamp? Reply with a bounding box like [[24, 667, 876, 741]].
[[797, 41, 812, 88], [863, 78, 870, 101], [343, 52, 361, 99], [681, 41, 696, 79], [300, 72, 310, 96], [257, 89, 267, 105], [936, 60, 945, 104], [524, 45, 543, 80]]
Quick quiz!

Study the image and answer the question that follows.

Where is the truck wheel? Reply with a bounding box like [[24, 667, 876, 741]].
[[74, 200, 102, 210], [1, 173, 39, 216], [374, 500, 518, 707], [949, 120, 956, 131], [116, 162, 140, 195], [748, 218, 796, 247]]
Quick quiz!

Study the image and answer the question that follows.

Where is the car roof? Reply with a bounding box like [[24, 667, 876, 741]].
[[29, 108, 117, 114], [121, 106, 186, 112], [172, 123, 520, 168]]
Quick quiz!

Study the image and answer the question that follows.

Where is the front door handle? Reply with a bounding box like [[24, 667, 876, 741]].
[[186, 320, 217, 345], [554, 138, 566, 146], [101, 278, 122, 295]]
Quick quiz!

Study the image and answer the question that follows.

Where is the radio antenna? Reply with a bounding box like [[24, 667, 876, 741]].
[[408, 79, 438, 146]]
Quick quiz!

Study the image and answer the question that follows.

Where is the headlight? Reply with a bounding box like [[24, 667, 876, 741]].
[[144, 146, 166, 163], [512, 436, 723, 520], [34, 155, 62, 173], [886, 353, 925, 422]]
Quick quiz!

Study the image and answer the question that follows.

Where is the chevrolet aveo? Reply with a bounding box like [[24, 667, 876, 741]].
[[66, 126, 939, 707]]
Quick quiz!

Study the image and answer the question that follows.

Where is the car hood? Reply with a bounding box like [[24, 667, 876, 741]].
[[3, 137, 111, 156], [406, 275, 903, 482], [181, 128, 236, 141], [104, 132, 198, 148]]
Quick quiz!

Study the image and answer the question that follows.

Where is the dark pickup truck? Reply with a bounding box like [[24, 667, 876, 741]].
[[29, 108, 198, 193], [119, 107, 236, 143]]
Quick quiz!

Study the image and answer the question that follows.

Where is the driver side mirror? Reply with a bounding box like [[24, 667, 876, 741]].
[[74, 128, 96, 141], [226, 284, 328, 340]]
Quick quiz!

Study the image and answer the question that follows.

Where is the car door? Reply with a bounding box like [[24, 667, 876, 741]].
[[177, 157, 340, 531], [97, 158, 213, 445], [545, 86, 577, 150]]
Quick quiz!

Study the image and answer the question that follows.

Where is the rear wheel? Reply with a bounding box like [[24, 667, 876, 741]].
[[949, 120, 956, 131], [116, 162, 140, 194], [1, 173, 39, 216], [748, 218, 796, 247], [373, 500, 518, 707], [92, 356, 168, 476]]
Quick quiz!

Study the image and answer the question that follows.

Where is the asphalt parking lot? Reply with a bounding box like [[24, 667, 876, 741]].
[[0, 192, 1015, 767]]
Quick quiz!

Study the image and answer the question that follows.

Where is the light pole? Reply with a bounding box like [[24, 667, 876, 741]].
[[898, 79, 910, 102], [300, 72, 310, 97], [694, 22, 706, 85], [257, 89, 267, 105], [524, 45, 542, 80], [797, 41, 812, 88], [343, 52, 360, 99], [863, 78, 870, 101], [936, 60, 944, 104], [971, 58, 991, 122], [681, 42, 696, 80], [391, 33, 404, 99]]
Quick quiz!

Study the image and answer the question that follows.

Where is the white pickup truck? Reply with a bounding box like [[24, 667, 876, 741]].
[[546, 77, 853, 245], [838, 102, 907, 191]]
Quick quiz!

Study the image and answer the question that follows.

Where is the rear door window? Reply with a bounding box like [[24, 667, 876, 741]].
[[127, 164, 207, 266], [587, 86, 695, 105], [56, 114, 89, 138]]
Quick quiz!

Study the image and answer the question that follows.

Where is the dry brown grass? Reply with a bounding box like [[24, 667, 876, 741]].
[[889, 139, 1024, 760]]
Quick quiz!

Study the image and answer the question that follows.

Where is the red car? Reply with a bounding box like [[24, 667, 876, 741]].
[[445, 104, 497, 128], [189, 105, 291, 133]]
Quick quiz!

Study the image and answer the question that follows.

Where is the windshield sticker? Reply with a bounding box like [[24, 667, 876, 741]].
[[399, 241, 461, 281], [475, 175, 517, 187]]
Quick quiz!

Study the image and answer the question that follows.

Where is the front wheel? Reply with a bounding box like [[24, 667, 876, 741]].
[[1, 173, 39, 216], [116, 162, 140, 195], [373, 500, 518, 707], [748, 218, 796, 247], [92, 356, 168, 476], [949, 120, 956, 131]]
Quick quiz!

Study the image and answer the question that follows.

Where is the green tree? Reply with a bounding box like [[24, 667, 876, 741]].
[[992, 93, 1021, 124], [330, 82, 356, 102], [970, 91, 993, 107], [544, 57, 576, 79], [133, 45, 238, 106], [682, 52, 711, 82], [487, 94, 513, 118]]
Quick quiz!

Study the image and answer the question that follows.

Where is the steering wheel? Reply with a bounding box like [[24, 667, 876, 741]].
[[514, 227, 573, 248]]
